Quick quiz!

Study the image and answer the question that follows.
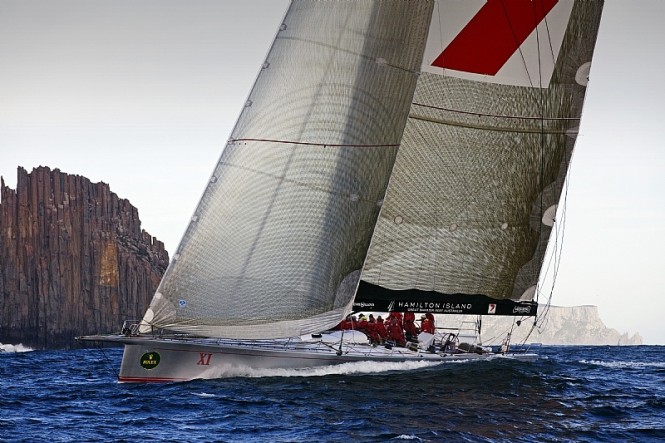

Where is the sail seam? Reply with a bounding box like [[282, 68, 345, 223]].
[[229, 138, 400, 148], [411, 103, 579, 121], [407, 114, 569, 134]]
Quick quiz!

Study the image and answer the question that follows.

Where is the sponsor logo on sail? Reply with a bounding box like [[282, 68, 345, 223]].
[[396, 301, 472, 314], [140, 352, 160, 370], [513, 306, 532, 315]]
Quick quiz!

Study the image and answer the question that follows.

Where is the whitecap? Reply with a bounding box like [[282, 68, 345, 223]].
[[0, 342, 33, 353], [393, 435, 422, 441], [581, 359, 665, 369]]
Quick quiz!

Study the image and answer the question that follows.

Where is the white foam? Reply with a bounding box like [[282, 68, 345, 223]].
[[581, 359, 665, 369], [0, 342, 33, 353], [197, 359, 452, 379], [192, 392, 216, 398], [394, 435, 422, 441]]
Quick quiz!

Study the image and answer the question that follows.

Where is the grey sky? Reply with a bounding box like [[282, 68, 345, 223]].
[[1, 1, 663, 343]]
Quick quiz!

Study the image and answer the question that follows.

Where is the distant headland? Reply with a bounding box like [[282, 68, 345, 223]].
[[458, 305, 642, 346]]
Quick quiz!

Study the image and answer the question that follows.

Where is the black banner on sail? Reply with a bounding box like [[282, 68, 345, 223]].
[[353, 281, 537, 316]]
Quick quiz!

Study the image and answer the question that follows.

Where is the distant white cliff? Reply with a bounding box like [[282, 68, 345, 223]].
[[437, 306, 642, 346]]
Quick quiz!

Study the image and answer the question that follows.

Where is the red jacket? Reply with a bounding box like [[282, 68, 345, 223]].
[[375, 319, 388, 338], [388, 311, 403, 327], [421, 318, 435, 334], [387, 320, 406, 345]]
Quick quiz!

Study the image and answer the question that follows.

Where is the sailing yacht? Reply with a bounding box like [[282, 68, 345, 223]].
[[79, 0, 604, 382]]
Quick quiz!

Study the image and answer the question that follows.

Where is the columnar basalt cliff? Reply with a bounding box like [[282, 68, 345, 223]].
[[0, 166, 169, 349]]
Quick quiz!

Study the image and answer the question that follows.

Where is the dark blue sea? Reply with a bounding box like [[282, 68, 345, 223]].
[[1, 345, 664, 442]]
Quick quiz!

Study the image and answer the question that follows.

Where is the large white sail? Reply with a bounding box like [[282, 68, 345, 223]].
[[357, 0, 604, 315], [141, 0, 604, 339], [142, 1, 434, 338]]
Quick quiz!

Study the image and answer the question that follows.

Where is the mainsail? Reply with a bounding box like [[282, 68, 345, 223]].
[[141, 0, 604, 339], [357, 0, 603, 315], [142, 1, 434, 338]]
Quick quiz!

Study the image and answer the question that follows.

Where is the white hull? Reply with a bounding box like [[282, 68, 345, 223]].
[[80, 332, 538, 382]]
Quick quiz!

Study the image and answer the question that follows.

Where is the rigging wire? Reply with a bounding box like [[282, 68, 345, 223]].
[[530, 0, 561, 342], [496, 0, 561, 342], [498, 0, 535, 88], [536, 0, 547, 308], [75, 337, 120, 380]]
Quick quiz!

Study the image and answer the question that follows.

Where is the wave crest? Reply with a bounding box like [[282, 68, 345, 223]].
[[581, 359, 665, 369], [0, 342, 33, 353]]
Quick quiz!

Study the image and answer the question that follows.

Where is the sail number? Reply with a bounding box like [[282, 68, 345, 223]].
[[197, 352, 213, 366]]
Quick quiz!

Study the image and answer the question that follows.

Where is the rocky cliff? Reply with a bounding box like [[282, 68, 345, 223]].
[[0, 166, 169, 349], [443, 305, 642, 346]]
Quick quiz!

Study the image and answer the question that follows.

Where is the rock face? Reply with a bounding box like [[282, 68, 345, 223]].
[[527, 305, 642, 345], [442, 305, 642, 346], [0, 166, 169, 349]]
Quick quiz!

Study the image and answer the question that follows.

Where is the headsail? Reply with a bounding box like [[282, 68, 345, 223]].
[[142, 1, 434, 338], [355, 0, 604, 315]]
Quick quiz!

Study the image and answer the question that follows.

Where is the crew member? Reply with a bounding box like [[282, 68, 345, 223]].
[[403, 311, 417, 340], [420, 314, 435, 334], [387, 317, 406, 347], [375, 316, 388, 342]]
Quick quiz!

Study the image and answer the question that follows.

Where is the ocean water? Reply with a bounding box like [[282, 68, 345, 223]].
[[1, 345, 663, 442]]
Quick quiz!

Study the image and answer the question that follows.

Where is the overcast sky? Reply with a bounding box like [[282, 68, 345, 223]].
[[1, 1, 663, 344]]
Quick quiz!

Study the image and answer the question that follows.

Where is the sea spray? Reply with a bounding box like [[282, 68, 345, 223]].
[[0, 342, 33, 353]]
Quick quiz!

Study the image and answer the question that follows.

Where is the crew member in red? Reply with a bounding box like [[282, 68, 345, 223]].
[[356, 313, 369, 331], [387, 311, 403, 328], [375, 316, 388, 342], [420, 315, 435, 334], [403, 311, 417, 340], [387, 317, 406, 347], [425, 312, 436, 333], [361, 314, 381, 344], [336, 314, 356, 330]]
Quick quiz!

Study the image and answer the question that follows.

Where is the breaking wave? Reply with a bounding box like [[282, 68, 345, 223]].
[[0, 342, 33, 353]]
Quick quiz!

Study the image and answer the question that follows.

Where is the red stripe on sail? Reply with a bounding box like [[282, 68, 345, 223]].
[[432, 0, 559, 75]]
